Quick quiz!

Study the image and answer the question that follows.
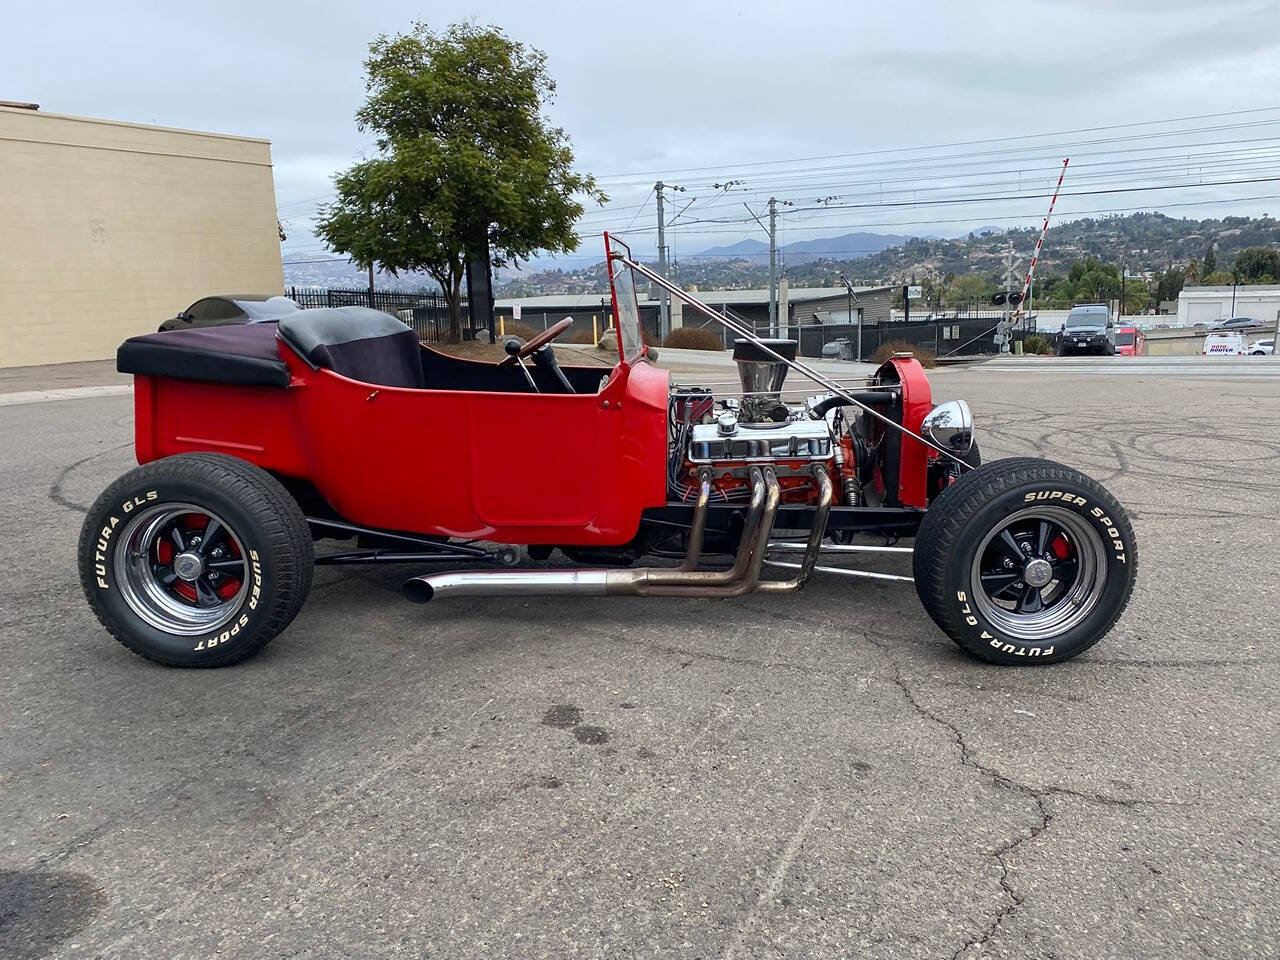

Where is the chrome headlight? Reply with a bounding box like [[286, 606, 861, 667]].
[[921, 400, 974, 455]]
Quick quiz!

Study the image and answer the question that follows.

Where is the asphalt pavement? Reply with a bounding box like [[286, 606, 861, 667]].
[[1, 357, 1277, 959]]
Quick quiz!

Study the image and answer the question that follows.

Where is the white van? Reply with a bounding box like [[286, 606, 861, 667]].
[[1202, 332, 1246, 356]]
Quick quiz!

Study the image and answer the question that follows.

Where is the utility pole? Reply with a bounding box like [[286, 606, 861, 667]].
[[655, 181, 667, 339], [1120, 263, 1126, 320], [768, 197, 778, 338]]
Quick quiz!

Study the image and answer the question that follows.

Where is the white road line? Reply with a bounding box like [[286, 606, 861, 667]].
[[0, 384, 133, 407]]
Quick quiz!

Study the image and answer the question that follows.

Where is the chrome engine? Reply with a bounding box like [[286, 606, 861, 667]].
[[670, 338, 845, 496]]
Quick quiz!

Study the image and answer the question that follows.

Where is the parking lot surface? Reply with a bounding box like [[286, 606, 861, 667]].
[[2, 359, 1278, 959]]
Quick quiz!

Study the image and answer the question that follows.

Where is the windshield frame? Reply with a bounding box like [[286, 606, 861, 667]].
[[604, 233, 646, 364]]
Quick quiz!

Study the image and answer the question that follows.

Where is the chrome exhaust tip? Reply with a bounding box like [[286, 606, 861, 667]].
[[402, 578, 435, 604], [402, 569, 610, 603]]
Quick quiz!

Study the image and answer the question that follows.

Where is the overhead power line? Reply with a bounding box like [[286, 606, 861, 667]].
[[590, 112, 1280, 186], [574, 193, 1280, 242]]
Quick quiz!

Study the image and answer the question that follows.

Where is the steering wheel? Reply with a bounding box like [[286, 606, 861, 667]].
[[497, 317, 574, 368]]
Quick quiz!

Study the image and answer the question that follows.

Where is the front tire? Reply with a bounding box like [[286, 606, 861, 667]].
[[78, 454, 314, 667], [913, 458, 1136, 665]]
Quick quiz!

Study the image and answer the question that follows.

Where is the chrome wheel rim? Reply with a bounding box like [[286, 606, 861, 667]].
[[969, 505, 1107, 642], [114, 503, 249, 636]]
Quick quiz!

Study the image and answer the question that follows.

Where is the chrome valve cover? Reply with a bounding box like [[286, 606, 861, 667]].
[[687, 417, 833, 464]]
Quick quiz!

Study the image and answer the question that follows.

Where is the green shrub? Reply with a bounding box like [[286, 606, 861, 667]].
[[1022, 333, 1054, 355]]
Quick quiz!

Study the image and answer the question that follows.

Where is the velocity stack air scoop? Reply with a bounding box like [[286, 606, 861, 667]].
[[733, 338, 796, 422]]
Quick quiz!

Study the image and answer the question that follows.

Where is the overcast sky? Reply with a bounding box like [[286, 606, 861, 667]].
[[6, 0, 1279, 264]]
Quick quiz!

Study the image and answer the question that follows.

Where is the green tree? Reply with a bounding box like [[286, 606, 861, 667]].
[[316, 22, 606, 340], [944, 273, 994, 307], [1184, 258, 1201, 285], [1202, 270, 1235, 285], [1064, 257, 1121, 302], [1233, 246, 1280, 283], [1154, 267, 1184, 303], [1203, 243, 1217, 275], [1121, 278, 1150, 314]]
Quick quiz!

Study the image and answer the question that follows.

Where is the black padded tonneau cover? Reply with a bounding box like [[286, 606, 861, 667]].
[[117, 322, 289, 388]]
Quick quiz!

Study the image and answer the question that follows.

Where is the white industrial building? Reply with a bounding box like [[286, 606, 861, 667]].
[[1176, 285, 1280, 326]]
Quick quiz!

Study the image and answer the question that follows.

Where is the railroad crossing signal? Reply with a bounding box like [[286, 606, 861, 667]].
[[994, 242, 1022, 354]]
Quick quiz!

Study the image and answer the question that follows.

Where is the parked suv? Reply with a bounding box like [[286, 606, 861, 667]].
[[1058, 304, 1115, 356]]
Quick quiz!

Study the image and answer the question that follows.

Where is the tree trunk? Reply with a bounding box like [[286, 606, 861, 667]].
[[449, 275, 464, 342]]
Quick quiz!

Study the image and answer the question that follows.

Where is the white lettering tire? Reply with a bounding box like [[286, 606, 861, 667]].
[[913, 458, 1137, 665], [78, 454, 314, 667]]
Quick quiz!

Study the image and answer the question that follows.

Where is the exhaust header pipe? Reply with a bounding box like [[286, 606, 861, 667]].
[[402, 468, 810, 604]]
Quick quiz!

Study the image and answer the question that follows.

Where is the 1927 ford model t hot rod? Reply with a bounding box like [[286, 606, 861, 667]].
[[79, 235, 1137, 668]]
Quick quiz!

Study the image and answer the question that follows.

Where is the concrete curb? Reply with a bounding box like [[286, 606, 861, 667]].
[[0, 384, 134, 407]]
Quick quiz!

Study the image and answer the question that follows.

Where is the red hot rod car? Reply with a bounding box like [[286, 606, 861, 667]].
[[79, 235, 1137, 667]]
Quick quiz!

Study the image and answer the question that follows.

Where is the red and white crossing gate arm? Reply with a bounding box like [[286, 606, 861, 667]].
[[1014, 157, 1069, 324]]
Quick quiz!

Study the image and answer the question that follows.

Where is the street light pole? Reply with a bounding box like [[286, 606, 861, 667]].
[[836, 272, 862, 362], [655, 181, 667, 339]]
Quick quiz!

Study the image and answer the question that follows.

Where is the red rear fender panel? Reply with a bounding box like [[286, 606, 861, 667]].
[[133, 374, 308, 476], [134, 352, 670, 546]]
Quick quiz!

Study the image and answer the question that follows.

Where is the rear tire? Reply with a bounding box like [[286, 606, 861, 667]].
[[78, 454, 314, 667], [913, 458, 1136, 665]]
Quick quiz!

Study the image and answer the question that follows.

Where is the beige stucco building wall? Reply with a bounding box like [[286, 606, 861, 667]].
[[1, 106, 283, 368]]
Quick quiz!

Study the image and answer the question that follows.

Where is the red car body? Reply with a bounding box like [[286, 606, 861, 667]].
[[131, 347, 934, 552], [131, 346, 934, 546]]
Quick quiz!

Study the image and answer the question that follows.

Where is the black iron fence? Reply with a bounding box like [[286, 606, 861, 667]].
[[845, 314, 1040, 359], [674, 312, 1039, 359], [285, 287, 472, 341]]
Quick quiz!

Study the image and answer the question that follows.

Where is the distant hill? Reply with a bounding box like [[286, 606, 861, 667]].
[[698, 231, 917, 263], [832, 212, 1280, 287], [284, 212, 1280, 297]]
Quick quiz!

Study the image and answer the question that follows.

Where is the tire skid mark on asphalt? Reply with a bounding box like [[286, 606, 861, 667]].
[[720, 794, 822, 960], [978, 409, 1278, 509], [47, 442, 132, 515]]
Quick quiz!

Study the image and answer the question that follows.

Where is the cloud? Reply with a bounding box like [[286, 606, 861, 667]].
[[7, 0, 1277, 253]]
